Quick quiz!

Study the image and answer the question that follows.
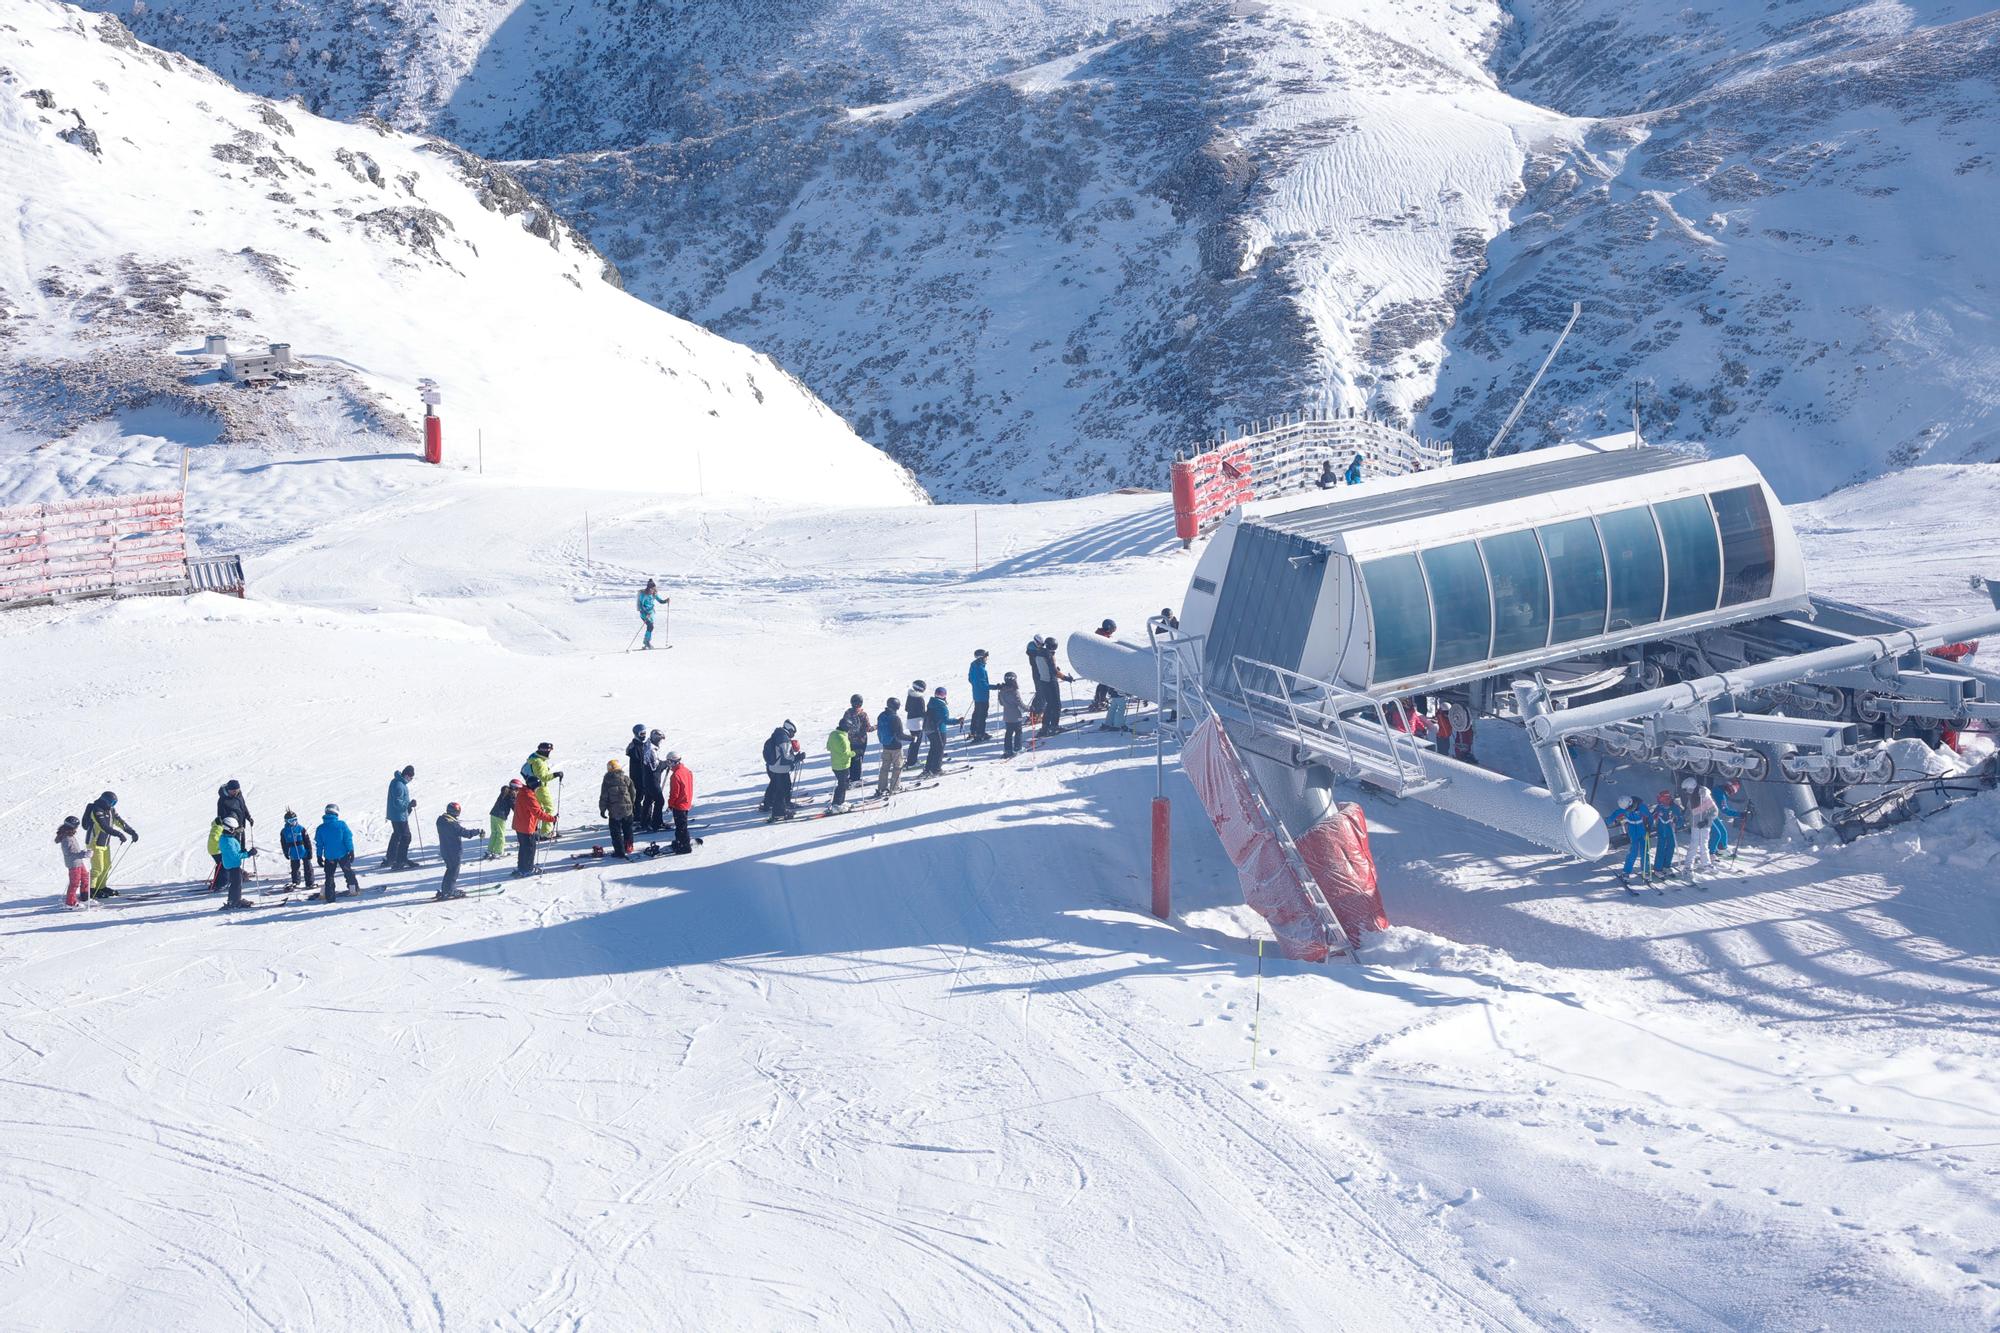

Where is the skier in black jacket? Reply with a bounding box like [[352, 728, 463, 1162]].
[[216, 779, 254, 852], [761, 721, 801, 817], [839, 695, 870, 787], [433, 802, 482, 900], [903, 681, 927, 767]]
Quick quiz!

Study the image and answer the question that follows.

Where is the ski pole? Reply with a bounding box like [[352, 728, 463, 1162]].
[[1251, 938, 1264, 1069], [626, 625, 642, 652]]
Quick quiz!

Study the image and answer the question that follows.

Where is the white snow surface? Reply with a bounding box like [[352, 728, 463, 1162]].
[[3, 444, 2000, 1326], [0, 1, 923, 507]]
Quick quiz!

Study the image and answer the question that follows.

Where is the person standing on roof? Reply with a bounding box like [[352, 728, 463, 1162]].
[[663, 752, 695, 854], [1317, 459, 1338, 490], [433, 801, 483, 899], [316, 804, 359, 902], [966, 651, 992, 743], [875, 699, 909, 797], [522, 744, 560, 836], [903, 681, 928, 768], [1344, 452, 1364, 486], [487, 779, 518, 857], [279, 809, 313, 892], [839, 695, 871, 790], [637, 579, 662, 650], [600, 760, 637, 857], [81, 792, 136, 900], [384, 766, 418, 869], [923, 686, 951, 776]]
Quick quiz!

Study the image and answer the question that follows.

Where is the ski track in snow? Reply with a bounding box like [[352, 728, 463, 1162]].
[[1, 454, 1999, 1326]]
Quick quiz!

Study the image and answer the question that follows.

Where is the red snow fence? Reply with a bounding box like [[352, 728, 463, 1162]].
[[1184, 717, 1341, 961], [0, 491, 189, 607], [1296, 804, 1388, 949], [1170, 442, 1253, 544]]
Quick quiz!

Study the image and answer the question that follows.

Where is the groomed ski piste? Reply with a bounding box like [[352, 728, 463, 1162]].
[[4, 442, 2000, 1330]]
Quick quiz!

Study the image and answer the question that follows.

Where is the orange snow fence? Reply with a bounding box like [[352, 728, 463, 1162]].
[[1183, 718, 1336, 961], [1296, 804, 1389, 949]]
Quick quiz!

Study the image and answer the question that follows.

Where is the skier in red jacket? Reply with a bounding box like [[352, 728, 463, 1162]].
[[663, 753, 695, 854]]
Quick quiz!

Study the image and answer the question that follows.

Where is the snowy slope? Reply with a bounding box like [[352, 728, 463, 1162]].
[[0, 2, 924, 506], [3, 445, 2000, 1324]]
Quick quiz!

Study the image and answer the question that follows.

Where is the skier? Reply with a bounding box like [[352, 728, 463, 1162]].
[[966, 650, 992, 743], [81, 791, 136, 900], [600, 760, 637, 857], [1317, 459, 1338, 490], [315, 804, 360, 902], [512, 777, 557, 876], [56, 815, 89, 909], [998, 671, 1027, 758], [384, 765, 417, 869], [646, 729, 670, 831], [1090, 620, 1119, 711], [1649, 790, 1680, 880], [521, 744, 561, 835], [875, 699, 910, 797], [1344, 452, 1364, 485], [279, 809, 314, 891], [762, 721, 803, 820], [433, 801, 482, 899], [1711, 780, 1743, 862], [663, 752, 695, 854], [839, 695, 870, 789], [1610, 796, 1650, 885], [903, 681, 928, 768], [487, 779, 518, 857], [637, 579, 662, 650], [216, 779, 254, 854], [1683, 777, 1720, 877], [827, 722, 856, 811], [1030, 636, 1072, 737], [626, 725, 658, 831], [205, 812, 229, 892], [923, 686, 952, 777], [216, 816, 250, 910]]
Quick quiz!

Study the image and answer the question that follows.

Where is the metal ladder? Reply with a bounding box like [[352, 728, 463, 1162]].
[[1227, 657, 1442, 798]]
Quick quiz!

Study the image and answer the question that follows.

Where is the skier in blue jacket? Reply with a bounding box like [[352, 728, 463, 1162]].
[[967, 650, 992, 743], [1649, 791, 1680, 878], [1344, 452, 1364, 485], [922, 687, 952, 777], [279, 809, 313, 890], [383, 766, 417, 870], [216, 817, 250, 910], [1610, 797, 1650, 883], [1710, 780, 1742, 861], [637, 579, 661, 650], [315, 804, 361, 902], [875, 699, 910, 797]]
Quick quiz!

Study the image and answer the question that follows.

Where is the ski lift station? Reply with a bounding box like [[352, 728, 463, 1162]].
[[1074, 436, 2000, 890]]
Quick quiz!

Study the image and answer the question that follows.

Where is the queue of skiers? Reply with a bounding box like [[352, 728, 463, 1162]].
[[758, 631, 1108, 820], [52, 729, 701, 909], [1609, 777, 1743, 888]]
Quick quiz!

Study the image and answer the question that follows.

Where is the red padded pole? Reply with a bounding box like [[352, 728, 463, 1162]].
[[1151, 796, 1171, 920]]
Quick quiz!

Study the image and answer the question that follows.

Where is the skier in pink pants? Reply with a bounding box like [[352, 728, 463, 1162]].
[[56, 815, 90, 908]]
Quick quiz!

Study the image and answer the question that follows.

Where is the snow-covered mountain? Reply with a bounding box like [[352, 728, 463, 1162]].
[[0, 1, 925, 506], [50, 0, 2000, 499]]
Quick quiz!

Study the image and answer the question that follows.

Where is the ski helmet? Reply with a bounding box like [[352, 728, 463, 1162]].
[[509, 777, 524, 788], [219, 815, 238, 831], [325, 803, 339, 816], [912, 679, 926, 692], [607, 759, 621, 772], [1657, 790, 1674, 803], [1618, 796, 1637, 809], [633, 723, 647, 737], [284, 809, 297, 820], [225, 779, 241, 791], [1724, 779, 1742, 794], [1100, 619, 1116, 633], [851, 694, 863, 708], [446, 801, 461, 815], [100, 791, 117, 806], [1004, 671, 1017, 683], [885, 697, 899, 711], [974, 648, 988, 659], [61, 814, 79, 828], [935, 686, 947, 697], [649, 729, 663, 742], [783, 719, 797, 736], [537, 742, 554, 754], [663, 752, 680, 767], [1680, 777, 1697, 791]]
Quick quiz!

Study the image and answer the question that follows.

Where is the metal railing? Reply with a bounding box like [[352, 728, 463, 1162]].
[[1229, 657, 1437, 798]]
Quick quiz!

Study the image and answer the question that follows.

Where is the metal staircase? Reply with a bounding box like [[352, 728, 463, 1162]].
[[1226, 658, 1442, 799]]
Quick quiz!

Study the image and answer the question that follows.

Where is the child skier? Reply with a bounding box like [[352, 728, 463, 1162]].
[[637, 579, 661, 650], [827, 723, 855, 811], [1610, 797, 1650, 886], [216, 816, 249, 910], [434, 801, 483, 899], [56, 816, 89, 908], [1649, 791, 1681, 880], [998, 672, 1027, 758], [205, 813, 228, 891], [279, 809, 314, 890], [488, 779, 518, 857], [315, 804, 360, 902]]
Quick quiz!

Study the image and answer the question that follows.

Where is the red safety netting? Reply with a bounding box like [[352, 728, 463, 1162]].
[[1182, 717, 1335, 961], [1169, 443, 1253, 542], [1295, 803, 1389, 949], [0, 491, 188, 605]]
